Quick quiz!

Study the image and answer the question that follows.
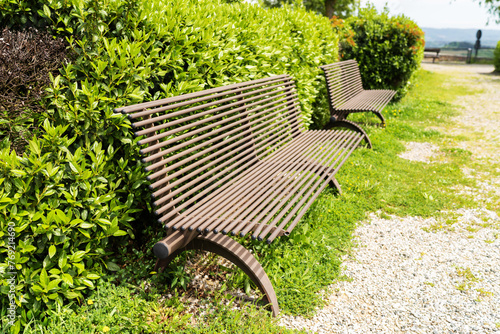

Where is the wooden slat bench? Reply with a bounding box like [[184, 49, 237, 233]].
[[320, 60, 396, 147], [424, 48, 440, 63], [114, 75, 366, 316]]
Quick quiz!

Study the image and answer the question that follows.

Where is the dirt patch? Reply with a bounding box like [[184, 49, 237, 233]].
[[398, 142, 440, 163]]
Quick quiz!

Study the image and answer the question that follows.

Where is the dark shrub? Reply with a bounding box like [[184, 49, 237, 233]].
[[0, 28, 68, 154]]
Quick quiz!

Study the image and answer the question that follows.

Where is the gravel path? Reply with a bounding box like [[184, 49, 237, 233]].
[[280, 210, 500, 333], [279, 64, 500, 333], [426, 64, 500, 161]]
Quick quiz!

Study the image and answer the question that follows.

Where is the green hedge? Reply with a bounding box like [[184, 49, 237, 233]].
[[494, 41, 500, 72], [0, 122, 140, 331], [336, 6, 425, 100], [0, 0, 339, 329]]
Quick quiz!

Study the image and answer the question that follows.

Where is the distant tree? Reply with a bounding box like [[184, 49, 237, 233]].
[[262, 0, 359, 19], [475, 0, 500, 23], [443, 41, 474, 48]]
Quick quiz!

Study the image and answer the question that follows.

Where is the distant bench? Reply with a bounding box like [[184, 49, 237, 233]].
[[424, 48, 441, 63], [320, 60, 396, 147]]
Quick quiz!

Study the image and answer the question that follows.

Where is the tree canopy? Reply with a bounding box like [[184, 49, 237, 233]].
[[262, 0, 359, 19], [475, 0, 500, 23]]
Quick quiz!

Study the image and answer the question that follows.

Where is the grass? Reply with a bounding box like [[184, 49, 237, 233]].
[[13, 67, 500, 333], [453, 266, 494, 302], [20, 278, 302, 334]]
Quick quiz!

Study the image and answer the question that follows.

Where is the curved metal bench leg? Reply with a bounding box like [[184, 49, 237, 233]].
[[325, 119, 372, 149], [372, 111, 386, 127], [155, 233, 280, 316], [329, 177, 342, 195]]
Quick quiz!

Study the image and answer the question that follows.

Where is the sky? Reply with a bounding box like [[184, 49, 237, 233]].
[[359, 0, 500, 30]]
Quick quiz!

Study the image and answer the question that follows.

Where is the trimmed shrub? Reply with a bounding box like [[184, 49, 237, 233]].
[[494, 41, 500, 72], [0, 123, 140, 330], [338, 6, 425, 100], [0, 0, 339, 329]]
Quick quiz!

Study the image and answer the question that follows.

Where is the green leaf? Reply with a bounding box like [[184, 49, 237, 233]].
[[81, 279, 94, 288], [131, 180, 145, 190], [29, 138, 41, 156], [40, 268, 49, 288], [106, 262, 121, 271], [43, 4, 51, 18], [21, 245, 36, 253], [55, 209, 68, 223], [31, 284, 43, 293], [61, 273, 74, 286], [13, 319, 21, 334], [53, 75, 61, 87], [47, 293, 59, 300], [58, 252, 68, 269], [47, 279, 61, 291], [112, 230, 127, 237], [97, 218, 111, 226], [49, 268, 60, 275], [70, 218, 83, 226], [68, 162, 80, 174], [73, 262, 85, 274], [244, 279, 251, 295], [87, 273, 100, 280], [0, 197, 11, 204], [64, 291, 80, 299], [48, 245, 56, 258], [71, 251, 86, 262], [78, 229, 91, 238], [11, 169, 27, 177]]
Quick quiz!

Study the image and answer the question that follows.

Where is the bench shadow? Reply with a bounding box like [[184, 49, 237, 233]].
[[355, 121, 385, 127], [480, 71, 500, 77]]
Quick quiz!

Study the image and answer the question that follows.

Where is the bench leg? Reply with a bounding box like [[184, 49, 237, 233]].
[[155, 233, 280, 317], [372, 111, 385, 126], [329, 177, 342, 195], [325, 119, 372, 149]]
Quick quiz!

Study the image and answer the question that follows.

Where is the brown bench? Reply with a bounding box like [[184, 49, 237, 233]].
[[114, 75, 365, 316], [320, 60, 396, 147], [424, 48, 440, 63]]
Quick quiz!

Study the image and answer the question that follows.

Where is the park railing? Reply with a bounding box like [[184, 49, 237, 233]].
[[430, 47, 495, 63]]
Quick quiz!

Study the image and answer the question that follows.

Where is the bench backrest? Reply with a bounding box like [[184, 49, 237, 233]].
[[115, 75, 302, 225], [320, 59, 364, 110]]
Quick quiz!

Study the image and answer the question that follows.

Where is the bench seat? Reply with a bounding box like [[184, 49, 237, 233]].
[[161, 129, 362, 242], [114, 74, 364, 316], [336, 89, 397, 114]]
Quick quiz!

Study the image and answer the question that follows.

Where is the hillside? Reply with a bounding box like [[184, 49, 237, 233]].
[[423, 27, 500, 47]]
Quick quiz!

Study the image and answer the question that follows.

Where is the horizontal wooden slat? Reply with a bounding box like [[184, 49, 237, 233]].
[[115, 75, 289, 114]]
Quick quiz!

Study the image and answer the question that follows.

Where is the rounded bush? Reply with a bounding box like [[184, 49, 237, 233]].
[[494, 41, 500, 72], [340, 6, 425, 100]]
